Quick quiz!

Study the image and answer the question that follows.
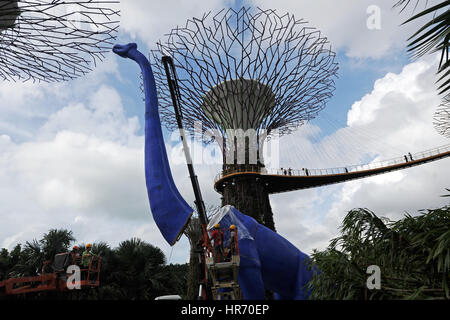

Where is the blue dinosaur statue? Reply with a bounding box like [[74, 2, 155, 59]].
[[113, 43, 315, 300]]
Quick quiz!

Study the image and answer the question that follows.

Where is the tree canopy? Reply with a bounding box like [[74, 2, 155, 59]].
[[0, 232, 188, 300]]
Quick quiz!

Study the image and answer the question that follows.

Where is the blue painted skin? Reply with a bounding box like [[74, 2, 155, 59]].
[[113, 43, 314, 299], [113, 43, 193, 246]]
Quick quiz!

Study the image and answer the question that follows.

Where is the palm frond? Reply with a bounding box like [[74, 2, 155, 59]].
[[308, 202, 450, 300], [396, 1, 450, 95]]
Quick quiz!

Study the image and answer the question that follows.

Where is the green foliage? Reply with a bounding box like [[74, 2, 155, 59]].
[[0, 232, 188, 300], [308, 204, 450, 300]]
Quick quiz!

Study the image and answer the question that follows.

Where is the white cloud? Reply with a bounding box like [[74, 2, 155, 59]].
[[0, 0, 236, 259], [0, 53, 120, 142], [246, 0, 440, 59], [0, 90, 151, 248], [1, 0, 449, 266], [38, 86, 141, 145]]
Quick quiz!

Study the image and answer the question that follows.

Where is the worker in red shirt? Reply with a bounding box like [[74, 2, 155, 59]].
[[229, 225, 237, 255], [226, 224, 238, 261], [211, 224, 224, 262], [70, 246, 81, 265]]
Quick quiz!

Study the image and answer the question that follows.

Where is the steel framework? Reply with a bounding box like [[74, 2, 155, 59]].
[[0, 0, 120, 82], [394, 0, 428, 12], [150, 7, 338, 140], [149, 7, 338, 231], [434, 95, 450, 138]]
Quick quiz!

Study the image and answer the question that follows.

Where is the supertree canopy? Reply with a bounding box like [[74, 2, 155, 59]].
[[151, 7, 338, 140], [0, 0, 120, 82], [434, 95, 450, 139]]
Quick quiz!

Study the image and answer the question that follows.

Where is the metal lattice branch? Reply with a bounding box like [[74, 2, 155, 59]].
[[150, 7, 338, 140], [434, 94, 450, 138], [0, 0, 120, 82]]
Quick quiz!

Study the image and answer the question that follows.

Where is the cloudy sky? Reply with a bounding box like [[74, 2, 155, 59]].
[[1, 0, 449, 264]]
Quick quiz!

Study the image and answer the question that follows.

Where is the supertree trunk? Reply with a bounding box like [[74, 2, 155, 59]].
[[183, 207, 218, 299], [150, 7, 338, 232], [0, 0, 120, 82], [150, 8, 338, 231]]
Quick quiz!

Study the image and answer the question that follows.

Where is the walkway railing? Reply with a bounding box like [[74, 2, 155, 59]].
[[214, 144, 450, 183]]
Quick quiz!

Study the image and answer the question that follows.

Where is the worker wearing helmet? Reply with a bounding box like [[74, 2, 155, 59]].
[[70, 245, 81, 265], [211, 224, 224, 262], [81, 243, 95, 268]]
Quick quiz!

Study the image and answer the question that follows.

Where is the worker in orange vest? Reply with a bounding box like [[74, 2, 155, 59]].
[[81, 243, 95, 268]]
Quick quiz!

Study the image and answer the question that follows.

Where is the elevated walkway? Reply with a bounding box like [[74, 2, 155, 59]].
[[0, 254, 101, 296], [214, 144, 450, 194]]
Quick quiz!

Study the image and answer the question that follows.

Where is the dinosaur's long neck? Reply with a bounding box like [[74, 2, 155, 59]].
[[114, 43, 193, 245]]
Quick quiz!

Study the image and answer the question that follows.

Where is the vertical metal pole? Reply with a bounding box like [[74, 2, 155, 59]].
[[162, 55, 212, 300]]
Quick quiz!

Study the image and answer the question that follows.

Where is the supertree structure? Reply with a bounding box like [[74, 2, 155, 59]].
[[0, 0, 120, 82], [150, 7, 338, 230], [434, 95, 450, 139]]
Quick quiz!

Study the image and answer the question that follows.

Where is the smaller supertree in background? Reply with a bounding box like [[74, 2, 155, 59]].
[[0, 0, 120, 82], [434, 94, 450, 139]]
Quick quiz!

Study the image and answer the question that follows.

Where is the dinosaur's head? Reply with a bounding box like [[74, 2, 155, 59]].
[[113, 43, 138, 58]]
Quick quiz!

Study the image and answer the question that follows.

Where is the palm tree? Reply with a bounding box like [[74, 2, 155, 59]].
[[433, 92, 450, 138], [11, 240, 44, 277], [8, 229, 75, 278], [395, 0, 450, 94], [40, 229, 75, 261], [0, 247, 19, 281]]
